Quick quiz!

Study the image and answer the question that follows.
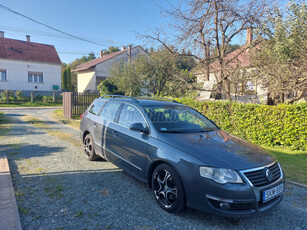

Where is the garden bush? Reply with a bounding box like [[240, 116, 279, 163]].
[[178, 98, 307, 150]]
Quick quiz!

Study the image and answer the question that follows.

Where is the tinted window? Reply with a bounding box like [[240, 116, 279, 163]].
[[118, 104, 147, 128], [99, 102, 121, 122], [89, 100, 106, 115], [144, 105, 218, 133]]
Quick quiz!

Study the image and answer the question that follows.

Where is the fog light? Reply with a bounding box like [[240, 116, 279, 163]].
[[220, 202, 230, 210]]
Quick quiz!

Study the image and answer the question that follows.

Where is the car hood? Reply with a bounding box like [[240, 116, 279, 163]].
[[158, 130, 275, 170]]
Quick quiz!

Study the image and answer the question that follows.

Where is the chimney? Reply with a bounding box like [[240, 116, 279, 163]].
[[100, 50, 103, 58], [26, 35, 30, 42], [0, 31, 4, 38], [128, 45, 132, 62], [246, 27, 253, 45], [121, 46, 125, 51]]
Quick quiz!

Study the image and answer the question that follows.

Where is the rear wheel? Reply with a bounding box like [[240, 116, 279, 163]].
[[152, 164, 185, 213], [83, 134, 100, 161]]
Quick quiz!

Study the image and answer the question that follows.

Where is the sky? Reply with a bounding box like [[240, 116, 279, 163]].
[[0, 0, 289, 64], [0, 0, 170, 63]]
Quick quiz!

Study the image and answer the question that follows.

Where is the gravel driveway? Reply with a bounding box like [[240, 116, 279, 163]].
[[0, 108, 306, 230]]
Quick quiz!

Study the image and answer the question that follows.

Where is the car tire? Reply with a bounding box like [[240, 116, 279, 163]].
[[152, 163, 185, 213], [83, 134, 100, 161]]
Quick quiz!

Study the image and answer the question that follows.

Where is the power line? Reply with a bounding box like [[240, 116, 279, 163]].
[[0, 24, 128, 46], [0, 3, 110, 47]]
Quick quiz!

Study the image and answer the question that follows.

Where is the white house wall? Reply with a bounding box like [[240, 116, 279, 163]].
[[95, 47, 146, 78], [0, 58, 61, 91], [77, 71, 96, 93]]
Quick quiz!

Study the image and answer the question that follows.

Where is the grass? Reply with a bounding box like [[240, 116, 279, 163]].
[[0, 112, 12, 136], [263, 146, 307, 184], [53, 109, 80, 129], [0, 101, 62, 107], [22, 116, 49, 129]]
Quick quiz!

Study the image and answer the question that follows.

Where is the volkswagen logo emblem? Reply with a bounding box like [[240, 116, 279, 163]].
[[266, 168, 274, 181]]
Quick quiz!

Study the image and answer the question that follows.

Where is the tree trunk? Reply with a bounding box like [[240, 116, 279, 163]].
[[224, 79, 231, 100], [215, 82, 223, 100]]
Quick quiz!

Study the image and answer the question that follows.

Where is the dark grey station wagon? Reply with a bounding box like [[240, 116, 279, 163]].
[[79, 95, 284, 217]]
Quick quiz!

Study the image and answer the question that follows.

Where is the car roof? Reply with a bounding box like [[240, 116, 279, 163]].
[[95, 97, 184, 107]]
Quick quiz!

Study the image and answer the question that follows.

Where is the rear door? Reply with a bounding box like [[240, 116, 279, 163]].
[[86, 100, 105, 156], [98, 102, 122, 159]]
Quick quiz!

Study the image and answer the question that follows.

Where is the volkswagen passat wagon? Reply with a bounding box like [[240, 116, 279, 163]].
[[79, 95, 284, 217]]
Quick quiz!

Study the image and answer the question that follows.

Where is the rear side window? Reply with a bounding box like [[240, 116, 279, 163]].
[[89, 100, 106, 115], [118, 104, 147, 128], [99, 102, 122, 122]]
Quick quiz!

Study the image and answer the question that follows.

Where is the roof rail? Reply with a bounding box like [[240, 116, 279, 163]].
[[100, 95, 139, 103], [136, 96, 180, 104]]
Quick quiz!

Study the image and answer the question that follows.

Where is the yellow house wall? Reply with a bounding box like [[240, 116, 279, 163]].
[[77, 71, 96, 93]]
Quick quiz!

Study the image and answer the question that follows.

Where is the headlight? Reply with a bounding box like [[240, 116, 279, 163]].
[[199, 166, 243, 184]]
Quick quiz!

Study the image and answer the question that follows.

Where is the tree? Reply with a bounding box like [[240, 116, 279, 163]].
[[143, 0, 271, 100], [62, 68, 68, 91], [253, 1, 307, 104], [66, 67, 72, 91], [97, 78, 122, 96], [108, 61, 142, 97], [102, 46, 120, 55], [106, 48, 197, 97]]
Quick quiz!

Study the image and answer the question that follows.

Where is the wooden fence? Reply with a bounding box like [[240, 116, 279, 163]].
[[63, 92, 100, 118]]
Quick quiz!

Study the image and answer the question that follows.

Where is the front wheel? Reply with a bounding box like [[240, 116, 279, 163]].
[[83, 134, 100, 161], [152, 164, 185, 213]]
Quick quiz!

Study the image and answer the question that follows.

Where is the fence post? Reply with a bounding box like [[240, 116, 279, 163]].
[[6, 90, 9, 104], [30, 91, 34, 103], [53, 91, 56, 103]]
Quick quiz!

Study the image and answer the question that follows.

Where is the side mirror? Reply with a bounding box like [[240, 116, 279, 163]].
[[129, 123, 148, 134]]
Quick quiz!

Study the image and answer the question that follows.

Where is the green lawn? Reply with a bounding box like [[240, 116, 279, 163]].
[[0, 102, 62, 107], [263, 146, 307, 184]]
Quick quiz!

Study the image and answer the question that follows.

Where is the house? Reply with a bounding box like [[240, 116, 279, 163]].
[[0, 31, 62, 95], [196, 28, 268, 103], [73, 45, 147, 93]]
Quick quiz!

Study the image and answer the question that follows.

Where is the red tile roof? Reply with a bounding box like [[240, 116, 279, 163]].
[[0, 37, 61, 65], [209, 43, 261, 72], [73, 49, 128, 72]]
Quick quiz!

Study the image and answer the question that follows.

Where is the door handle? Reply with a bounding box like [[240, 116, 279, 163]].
[[93, 122, 97, 128], [111, 130, 119, 137]]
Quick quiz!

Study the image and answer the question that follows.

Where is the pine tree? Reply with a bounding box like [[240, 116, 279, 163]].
[[67, 67, 72, 91], [62, 68, 68, 91]]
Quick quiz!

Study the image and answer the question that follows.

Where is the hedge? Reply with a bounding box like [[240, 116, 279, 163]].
[[178, 98, 307, 150]]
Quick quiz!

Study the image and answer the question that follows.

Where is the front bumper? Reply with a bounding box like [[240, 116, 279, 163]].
[[185, 162, 285, 217]]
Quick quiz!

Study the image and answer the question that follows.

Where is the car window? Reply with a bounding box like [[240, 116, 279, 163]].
[[118, 104, 147, 128], [89, 100, 106, 115], [99, 102, 122, 122], [144, 105, 218, 133]]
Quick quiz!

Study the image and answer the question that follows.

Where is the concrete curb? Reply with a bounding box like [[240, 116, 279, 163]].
[[0, 106, 62, 110], [286, 180, 307, 189], [0, 156, 22, 230]]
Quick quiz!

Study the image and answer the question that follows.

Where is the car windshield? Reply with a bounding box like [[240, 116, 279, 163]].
[[144, 105, 218, 133]]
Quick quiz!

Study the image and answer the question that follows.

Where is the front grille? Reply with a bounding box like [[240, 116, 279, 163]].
[[243, 162, 281, 187]]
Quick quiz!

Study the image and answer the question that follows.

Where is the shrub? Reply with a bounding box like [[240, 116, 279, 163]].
[[15, 90, 23, 99], [43, 96, 53, 102], [178, 99, 307, 150], [35, 95, 43, 101], [0, 90, 15, 102]]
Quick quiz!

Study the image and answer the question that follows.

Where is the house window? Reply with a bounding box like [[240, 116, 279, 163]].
[[0, 70, 7, 81], [246, 81, 255, 91], [28, 72, 43, 83]]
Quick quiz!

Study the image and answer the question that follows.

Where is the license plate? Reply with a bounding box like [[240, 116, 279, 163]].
[[262, 183, 284, 202]]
